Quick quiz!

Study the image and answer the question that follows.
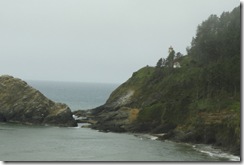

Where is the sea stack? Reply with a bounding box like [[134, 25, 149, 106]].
[[0, 75, 77, 127]]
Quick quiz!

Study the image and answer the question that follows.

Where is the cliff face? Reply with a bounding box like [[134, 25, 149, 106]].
[[0, 75, 77, 127], [90, 66, 155, 132], [90, 65, 240, 155]]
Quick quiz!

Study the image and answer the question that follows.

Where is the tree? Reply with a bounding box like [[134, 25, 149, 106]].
[[156, 58, 163, 68], [191, 14, 220, 63], [188, 6, 240, 65], [162, 58, 166, 67], [166, 48, 175, 68], [175, 52, 183, 60], [186, 5, 240, 97]]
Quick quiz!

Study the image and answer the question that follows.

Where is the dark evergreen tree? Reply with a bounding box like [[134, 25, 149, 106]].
[[156, 58, 163, 68], [188, 6, 240, 64], [166, 49, 175, 68], [187, 5, 240, 97]]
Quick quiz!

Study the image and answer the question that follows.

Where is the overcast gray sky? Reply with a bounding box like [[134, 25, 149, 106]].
[[0, 0, 240, 84]]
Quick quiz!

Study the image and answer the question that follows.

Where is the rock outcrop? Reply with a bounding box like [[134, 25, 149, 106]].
[[0, 75, 77, 127], [89, 68, 151, 132], [89, 64, 240, 155]]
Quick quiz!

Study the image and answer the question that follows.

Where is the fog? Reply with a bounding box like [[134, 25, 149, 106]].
[[0, 0, 240, 83]]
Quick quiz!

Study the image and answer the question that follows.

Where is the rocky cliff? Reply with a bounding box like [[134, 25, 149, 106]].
[[90, 66, 155, 132], [89, 64, 240, 155], [0, 75, 77, 127]]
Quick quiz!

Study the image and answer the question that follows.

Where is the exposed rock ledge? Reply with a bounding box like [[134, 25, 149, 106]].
[[0, 75, 77, 127]]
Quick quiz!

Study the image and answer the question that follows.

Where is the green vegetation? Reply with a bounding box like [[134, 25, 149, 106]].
[[137, 5, 240, 120], [136, 6, 240, 154], [93, 5, 240, 155]]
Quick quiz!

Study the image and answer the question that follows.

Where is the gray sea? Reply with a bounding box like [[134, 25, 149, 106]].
[[0, 81, 240, 161], [27, 80, 119, 111]]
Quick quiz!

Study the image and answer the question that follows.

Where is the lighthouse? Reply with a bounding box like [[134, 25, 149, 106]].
[[168, 46, 174, 54]]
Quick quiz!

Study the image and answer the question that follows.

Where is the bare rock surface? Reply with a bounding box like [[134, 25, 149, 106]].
[[0, 75, 77, 127]]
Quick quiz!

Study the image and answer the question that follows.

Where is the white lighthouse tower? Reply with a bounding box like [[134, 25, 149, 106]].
[[168, 46, 173, 54]]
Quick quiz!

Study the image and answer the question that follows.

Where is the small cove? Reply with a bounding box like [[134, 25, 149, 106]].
[[0, 122, 238, 161]]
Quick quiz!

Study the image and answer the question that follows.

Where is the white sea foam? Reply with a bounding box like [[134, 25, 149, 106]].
[[72, 114, 86, 120], [150, 136, 158, 140], [134, 134, 159, 141], [193, 144, 240, 161]]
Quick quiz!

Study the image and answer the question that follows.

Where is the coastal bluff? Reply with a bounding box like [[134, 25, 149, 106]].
[[88, 65, 240, 155], [85, 6, 240, 156], [0, 75, 77, 127]]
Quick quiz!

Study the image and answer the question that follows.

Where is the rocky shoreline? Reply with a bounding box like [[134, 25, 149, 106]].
[[72, 75, 240, 157], [72, 109, 240, 160]]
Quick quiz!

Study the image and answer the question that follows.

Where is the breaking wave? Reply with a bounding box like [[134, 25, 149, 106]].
[[192, 144, 240, 161]]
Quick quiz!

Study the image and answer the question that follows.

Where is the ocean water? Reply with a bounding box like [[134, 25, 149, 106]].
[[0, 81, 240, 161], [27, 80, 119, 111]]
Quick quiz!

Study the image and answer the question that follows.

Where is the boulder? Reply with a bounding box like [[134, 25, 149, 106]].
[[0, 75, 77, 127]]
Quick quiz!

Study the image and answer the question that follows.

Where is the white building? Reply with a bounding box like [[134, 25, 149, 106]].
[[173, 62, 181, 68]]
